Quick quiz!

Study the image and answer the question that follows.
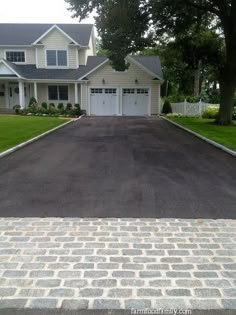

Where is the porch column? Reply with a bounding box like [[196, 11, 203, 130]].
[[34, 82, 38, 101], [74, 83, 78, 104], [4, 82, 9, 108], [19, 80, 25, 109]]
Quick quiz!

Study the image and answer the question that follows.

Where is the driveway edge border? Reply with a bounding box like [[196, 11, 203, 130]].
[[0, 115, 84, 160], [162, 116, 236, 158]]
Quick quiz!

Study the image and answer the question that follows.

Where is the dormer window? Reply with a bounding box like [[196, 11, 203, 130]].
[[6, 51, 25, 63], [46, 50, 67, 67]]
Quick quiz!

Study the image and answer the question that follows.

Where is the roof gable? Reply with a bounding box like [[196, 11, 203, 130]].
[[32, 25, 78, 46], [0, 24, 93, 47], [0, 60, 22, 77], [128, 56, 163, 80]]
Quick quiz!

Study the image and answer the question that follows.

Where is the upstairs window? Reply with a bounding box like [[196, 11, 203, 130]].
[[6, 51, 25, 63], [46, 50, 67, 67]]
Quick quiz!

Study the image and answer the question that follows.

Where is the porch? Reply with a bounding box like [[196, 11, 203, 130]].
[[0, 80, 82, 111]]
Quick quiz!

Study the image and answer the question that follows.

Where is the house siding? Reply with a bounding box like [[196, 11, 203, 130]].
[[37, 28, 77, 69], [86, 62, 160, 115], [0, 48, 36, 64], [36, 83, 79, 106], [78, 49, 86, 66], [85, 36, 95, 60]]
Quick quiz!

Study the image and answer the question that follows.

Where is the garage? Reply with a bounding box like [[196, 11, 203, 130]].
[[122, 88, 150, 116], [90, 88, 117, 116]]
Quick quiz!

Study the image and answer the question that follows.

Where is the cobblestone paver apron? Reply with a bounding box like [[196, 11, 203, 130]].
[[0, 218, 235, 311]]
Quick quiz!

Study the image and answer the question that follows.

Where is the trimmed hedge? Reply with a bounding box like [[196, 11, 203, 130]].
[[14, 103, 83, 118]]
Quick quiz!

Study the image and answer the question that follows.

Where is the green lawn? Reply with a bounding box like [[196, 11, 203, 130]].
[[0, 115, 70, 153], [168, 117, 236, 151]]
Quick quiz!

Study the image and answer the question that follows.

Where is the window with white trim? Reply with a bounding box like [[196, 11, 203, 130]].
[[6, 51, 25, 63], [48, 86, 68, 101], [46, 50, 67, 67]]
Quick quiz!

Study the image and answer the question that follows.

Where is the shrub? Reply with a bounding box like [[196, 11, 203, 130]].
[[208, 94, 220, 104], [167, 95, 186, 103], [202, 106, 219, 119], [13, 105, 21, 114], [49, 103, 55, 109], [28, 104, 38, 114], [57, 103, 64, 110], [29, 97, 37, 107], [233, 107, 236, 121], [41, 102, 48, 109], [162, 100, 172, 115], [186, 96, 201, 103], [66, 103, 72, 111]]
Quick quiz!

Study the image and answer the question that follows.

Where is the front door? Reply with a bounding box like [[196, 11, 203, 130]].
[[9, 83, 29, 108]]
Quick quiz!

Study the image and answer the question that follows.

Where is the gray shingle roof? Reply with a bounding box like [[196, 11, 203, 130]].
[[131, 56, 163, 80], [6, 56, 108, 80], [2, 56, 162, 81], [0, 24, 93, 46]]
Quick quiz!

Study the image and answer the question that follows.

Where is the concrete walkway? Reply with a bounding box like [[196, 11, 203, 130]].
[[0, 218, 236, 312]]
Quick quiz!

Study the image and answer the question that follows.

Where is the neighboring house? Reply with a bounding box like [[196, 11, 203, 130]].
[[0, 23, 163, 116]]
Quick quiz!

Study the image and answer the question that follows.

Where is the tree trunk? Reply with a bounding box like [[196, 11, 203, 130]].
[[194, 60, 201, 97], [217, 80, 236, 125]]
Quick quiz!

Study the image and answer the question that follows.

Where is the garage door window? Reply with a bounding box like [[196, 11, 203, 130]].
[[123, 89, 135, 94], [137, 89, 149, 95], [91, 88, 103, 94], [105, 89, 116, 94]]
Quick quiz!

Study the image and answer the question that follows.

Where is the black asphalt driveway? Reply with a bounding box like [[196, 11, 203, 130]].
[[0, 117, 235, 218]]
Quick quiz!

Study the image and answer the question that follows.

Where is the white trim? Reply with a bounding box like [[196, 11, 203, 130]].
[[78, 58, 109, 80], [36, 47, 38, 68], [34, 82, 38, 101], [0, 59, 24, 78], [127, 56, 163, 81], [45, 49, 69, 68], [91, 26, 96, 56], [157, 83, 161, 115], [74, 83, 78, 104], [76, 49, 79, 68], [4, 49, 27, 64], [4, 82, 9, 109], [81, 82, 84, 113], [18, 80, 25, 108], [0, 45, 32, 47], [149, 87, 152, 116], [26, 79, 89, 83], [32, 25, 80, 46]]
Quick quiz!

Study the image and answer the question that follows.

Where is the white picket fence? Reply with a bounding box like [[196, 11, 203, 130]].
[[162, 100, 220, 117]]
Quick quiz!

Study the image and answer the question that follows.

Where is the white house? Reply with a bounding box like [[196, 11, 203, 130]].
[[0, 23, 163, 116]]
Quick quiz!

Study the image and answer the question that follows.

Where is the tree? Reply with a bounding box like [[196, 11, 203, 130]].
[[66, 0, 236, 124]]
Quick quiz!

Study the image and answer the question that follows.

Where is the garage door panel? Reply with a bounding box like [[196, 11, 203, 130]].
[[122, 88, 149, 116], [90, 88, 117, 116]]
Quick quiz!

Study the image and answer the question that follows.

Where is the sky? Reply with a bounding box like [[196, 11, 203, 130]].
[[0, 0, 95, 24]]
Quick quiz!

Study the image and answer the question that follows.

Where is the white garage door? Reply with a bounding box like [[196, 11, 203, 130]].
[[122, 88, 149, 116], [90, 88, 117, 116]]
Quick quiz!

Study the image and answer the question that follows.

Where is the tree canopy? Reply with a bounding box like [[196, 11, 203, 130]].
[[66, 0, 236, 124]]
